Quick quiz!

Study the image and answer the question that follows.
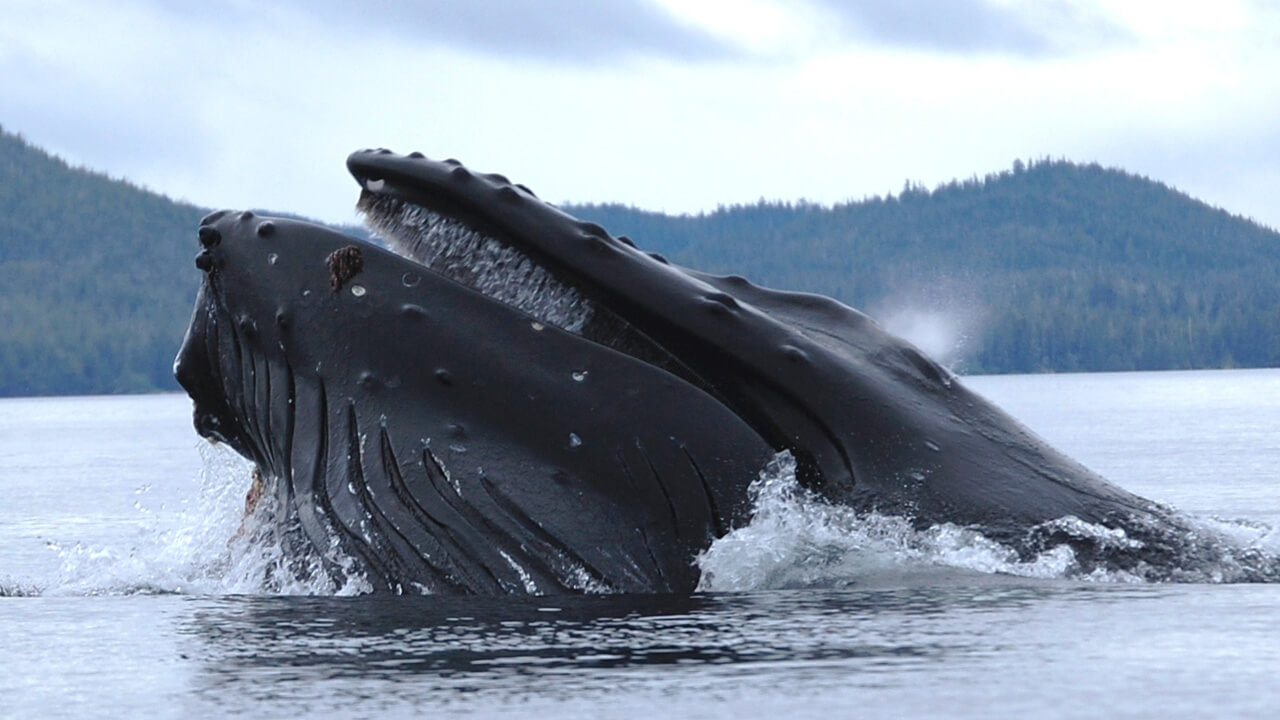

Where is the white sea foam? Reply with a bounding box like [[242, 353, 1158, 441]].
[[29, 447, 1280, 597], [42, 444, 368, 597], [696, 452, 1280, 591]]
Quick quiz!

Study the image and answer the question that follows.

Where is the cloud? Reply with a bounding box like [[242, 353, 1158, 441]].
[[1097, 115, 1280, 232], [0, 2, 217, 187], [3, 0, 1278, 233], [150, 0, 739, 64], [810, 0, 1132, 56]]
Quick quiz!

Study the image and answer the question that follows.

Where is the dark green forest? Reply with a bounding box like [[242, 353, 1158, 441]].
[[2, 125, 1278, 397], [0, 127, 205, 396], [569, 160, 1280, 374]]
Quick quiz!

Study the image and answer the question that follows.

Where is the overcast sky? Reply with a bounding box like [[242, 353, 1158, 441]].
[[3, 0, 1278, 229]]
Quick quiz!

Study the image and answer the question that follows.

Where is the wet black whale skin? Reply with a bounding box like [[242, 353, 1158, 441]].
[[174, 150, 1172, 594]]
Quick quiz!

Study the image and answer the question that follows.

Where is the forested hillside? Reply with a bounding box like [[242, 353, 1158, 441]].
[[0, 127, 367, 396], [570, 160, 1280, 373], [0, 127, 205, 395], [2, 125, 1277, 397]]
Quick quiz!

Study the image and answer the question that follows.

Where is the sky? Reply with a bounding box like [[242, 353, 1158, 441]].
[[3, 0, 1279, 230]]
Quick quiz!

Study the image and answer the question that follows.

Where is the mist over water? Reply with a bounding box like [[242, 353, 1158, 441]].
[[875, 282, 984, 369], [880, 306, 974, 368]]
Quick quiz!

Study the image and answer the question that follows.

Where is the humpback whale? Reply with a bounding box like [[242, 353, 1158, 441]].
[[175, 148, 1217, 594]]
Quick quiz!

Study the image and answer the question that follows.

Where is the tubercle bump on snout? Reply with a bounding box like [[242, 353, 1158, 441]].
[[348, 148, 660, 273], [195, 225, 223, 272], [198, 225, 221, 248], [348, 148, 563, 220], [200, 209, 233, 225], [193, 211, 283, 276]]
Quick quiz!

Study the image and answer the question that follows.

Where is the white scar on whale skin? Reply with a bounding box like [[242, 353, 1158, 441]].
[[358, 192, 595, 334]]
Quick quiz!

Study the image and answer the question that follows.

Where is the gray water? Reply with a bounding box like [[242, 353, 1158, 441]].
[[2, 369, 1279, 718]]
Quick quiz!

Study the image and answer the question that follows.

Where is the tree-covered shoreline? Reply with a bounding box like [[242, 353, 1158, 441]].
[[2, 125, 1277, 397]]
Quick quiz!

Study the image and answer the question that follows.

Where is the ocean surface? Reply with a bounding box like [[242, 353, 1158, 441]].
[[2, 369, 1278, 718]]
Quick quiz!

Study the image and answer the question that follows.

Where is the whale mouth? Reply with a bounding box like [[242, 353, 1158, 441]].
[[353, 179, 722, 400], [176, 150, 1243, 593], [357, 188, 598, 336]]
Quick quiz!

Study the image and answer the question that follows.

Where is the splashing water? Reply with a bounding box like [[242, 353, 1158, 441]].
[[38, 444, 368, 597], [879, 307, 976, 370], [697, 452, 1280, 591], [23, 444, 1279, 598]]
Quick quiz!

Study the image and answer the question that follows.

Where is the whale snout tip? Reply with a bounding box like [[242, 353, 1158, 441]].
[[199, 209, 233, 226], [198, 225, 221, 248]]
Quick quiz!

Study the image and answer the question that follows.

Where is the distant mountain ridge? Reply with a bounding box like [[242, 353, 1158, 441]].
[[2, 126, 1277, 397], [0, 127, 365, 397], [568, 161, 1280, 373]]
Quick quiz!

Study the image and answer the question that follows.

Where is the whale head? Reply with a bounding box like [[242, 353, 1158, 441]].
[[175, 148, 1178, 593]]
